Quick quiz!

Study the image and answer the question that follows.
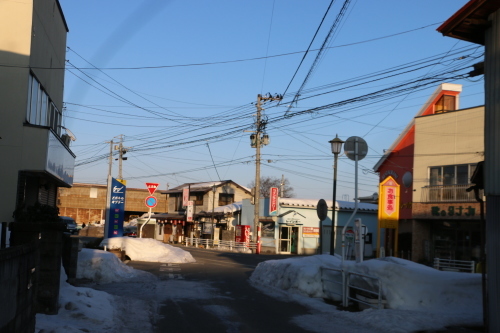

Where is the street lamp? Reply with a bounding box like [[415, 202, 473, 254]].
[[329, 134, 344, 255]]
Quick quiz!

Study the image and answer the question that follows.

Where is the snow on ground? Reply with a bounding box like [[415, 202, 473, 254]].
[[250, 254, 483, 332], [36, 239, 483, 333], [35, 238, 195, 333], [101, 237, 196, 263]]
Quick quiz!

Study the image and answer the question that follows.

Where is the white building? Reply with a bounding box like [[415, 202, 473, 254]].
[[241, 198, 378, 256]]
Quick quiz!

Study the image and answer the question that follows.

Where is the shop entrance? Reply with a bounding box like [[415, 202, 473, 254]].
[[279, 225, 299, 254]]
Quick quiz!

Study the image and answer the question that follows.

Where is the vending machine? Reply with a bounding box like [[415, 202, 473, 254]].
[[235, 225, 250, 243]]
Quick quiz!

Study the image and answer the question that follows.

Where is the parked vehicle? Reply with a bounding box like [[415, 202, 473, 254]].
[[60, 216, 78, 234]]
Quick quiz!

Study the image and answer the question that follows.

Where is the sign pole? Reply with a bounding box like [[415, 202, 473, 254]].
[[140, 207, 152, 238]]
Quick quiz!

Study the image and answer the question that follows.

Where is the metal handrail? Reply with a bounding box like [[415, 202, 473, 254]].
[[433, 258, 475, 273], [321, 267, 345, 303], [184, 237, 257, 251], [346, 271, 384, 309], [421, 184, 484, 202]]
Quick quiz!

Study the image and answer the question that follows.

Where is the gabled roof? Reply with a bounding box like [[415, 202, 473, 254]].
[[437, 0, 500, 45], [160, 180, 251, 195], [373, 83, 462, 172]]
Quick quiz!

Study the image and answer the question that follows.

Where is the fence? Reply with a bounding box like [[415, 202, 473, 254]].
[[433, 258, 475, 273], [184, 237, 257, 252], [346, 271, 385, 309], [321, 267, 345, 302], [0, 241, 39, 333], [322, 267, 385, 310]]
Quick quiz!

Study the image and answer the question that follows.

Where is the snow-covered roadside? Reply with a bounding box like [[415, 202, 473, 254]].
[[36, 238, 195, 333], [249, 254, 483, 333]]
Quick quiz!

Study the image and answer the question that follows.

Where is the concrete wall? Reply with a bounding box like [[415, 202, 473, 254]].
[[413, 106, 484, 203]]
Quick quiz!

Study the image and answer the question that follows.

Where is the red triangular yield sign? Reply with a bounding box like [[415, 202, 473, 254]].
[[145, 182, 159, 195]]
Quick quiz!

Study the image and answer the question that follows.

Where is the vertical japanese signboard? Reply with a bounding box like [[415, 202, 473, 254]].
[[186, 201, 194, 222], [269, 187, 279, 216], [182, 188, 190, 207], [107, 177, 126, 238], [378, 176, 400, 229]]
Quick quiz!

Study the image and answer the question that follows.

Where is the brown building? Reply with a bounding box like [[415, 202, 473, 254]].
[[57, 183, 167, 225]]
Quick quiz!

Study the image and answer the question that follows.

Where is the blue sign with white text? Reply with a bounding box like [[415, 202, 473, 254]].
[[107, 178, 126, 238]]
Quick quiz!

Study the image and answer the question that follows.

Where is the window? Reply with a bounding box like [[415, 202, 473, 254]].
[[190, 193, 203, 205], [429, 164, 476, 185], [26, 73, 61, 134], [435, 95, 456, 113], [427, 164, 478, 201], [219, 193, 234, 206], [171, 193, 183, 211]]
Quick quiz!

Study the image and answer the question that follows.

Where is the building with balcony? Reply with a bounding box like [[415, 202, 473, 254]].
[[374, 83, 484, 263], [0, 0, 75, 223]]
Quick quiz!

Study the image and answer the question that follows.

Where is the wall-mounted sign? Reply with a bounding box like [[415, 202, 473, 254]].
[[432, 205, 476, 217], [303, 227, 319, 238], [378, 176, 400, 229], [269, 187, 279, 216], [285, 218, 301, 225]]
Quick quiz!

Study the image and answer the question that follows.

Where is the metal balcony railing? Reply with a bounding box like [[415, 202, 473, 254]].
[[420, 184, 484, 203]]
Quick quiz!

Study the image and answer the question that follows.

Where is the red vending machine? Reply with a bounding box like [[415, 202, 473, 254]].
[[235, 225, 250, 243]]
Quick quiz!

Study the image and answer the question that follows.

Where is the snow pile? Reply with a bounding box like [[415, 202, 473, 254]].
[[36, 269, 130, 333], [77, 248, 156, 284], [250, 255, 482, 315], [249, 254, 342, 298], [347, 257, 481, 313], [100, 237, 196, 263]]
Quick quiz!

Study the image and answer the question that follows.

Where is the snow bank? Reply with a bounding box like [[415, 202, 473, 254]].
[[250, 255, 482, 315], [100, 237, 196, 263], [77, 248, 156, 284]]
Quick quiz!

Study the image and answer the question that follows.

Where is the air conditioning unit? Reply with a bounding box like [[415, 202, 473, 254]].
[[61, 134, 71, 146]]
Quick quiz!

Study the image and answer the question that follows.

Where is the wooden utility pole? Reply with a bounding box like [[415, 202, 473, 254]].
[[252, 93, 282, 251]]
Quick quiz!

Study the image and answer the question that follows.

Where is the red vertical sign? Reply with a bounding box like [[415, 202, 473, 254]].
[[269, 187, 279, 216]]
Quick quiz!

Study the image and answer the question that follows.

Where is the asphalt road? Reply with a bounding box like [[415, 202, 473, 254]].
[[128, 246, 316, 333]]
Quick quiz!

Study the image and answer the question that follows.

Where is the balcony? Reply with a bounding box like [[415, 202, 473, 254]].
[[420, 184, 483, 203]]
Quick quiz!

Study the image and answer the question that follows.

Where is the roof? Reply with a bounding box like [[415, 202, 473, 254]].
[[161, 180, 251, 194], [373, 83, 462, 172], [437, 0, 500, 45], [279, 198, 377, 212]]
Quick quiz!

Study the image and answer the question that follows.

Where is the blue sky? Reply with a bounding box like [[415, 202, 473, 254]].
[[58, 0, 483, 201]]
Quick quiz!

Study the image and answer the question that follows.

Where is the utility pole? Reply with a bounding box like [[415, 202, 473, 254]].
[[104, 139, 113, 239], [280, 174, 285, 197], [251, 93, 282, 252], [115, 134, 128, 181]]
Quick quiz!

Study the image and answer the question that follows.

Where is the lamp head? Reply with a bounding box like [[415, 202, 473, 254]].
[[329, 134, 344, 155]]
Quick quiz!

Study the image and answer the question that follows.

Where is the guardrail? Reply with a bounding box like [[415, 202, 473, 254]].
[[322, 267, 385, 309], [184, 237, 257, 252], [433, 258, 475, 273], [321, 267, 345, 303], [346, 271, 385, 309]]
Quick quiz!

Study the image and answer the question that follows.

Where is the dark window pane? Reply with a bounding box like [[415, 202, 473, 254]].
[[457, 165, 469, 185], [443, 166, 455, 185]]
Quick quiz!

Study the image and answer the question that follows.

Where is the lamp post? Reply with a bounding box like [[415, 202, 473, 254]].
[[329, 135, 344, 255]]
